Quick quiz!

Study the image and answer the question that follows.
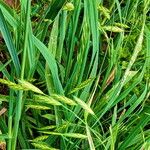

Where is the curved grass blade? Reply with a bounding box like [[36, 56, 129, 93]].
[[0, 9, 20, 76], [119, 114, 150, 150], [0, 1, 17, 28], [33, 35, 64, 94]]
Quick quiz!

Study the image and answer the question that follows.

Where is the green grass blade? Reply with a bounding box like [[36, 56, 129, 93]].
[[33, 35, 64, 94], [0, 9, 20, 76]]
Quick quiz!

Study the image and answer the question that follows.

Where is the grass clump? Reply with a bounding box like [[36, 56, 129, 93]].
[[0, 0, 150, 149]]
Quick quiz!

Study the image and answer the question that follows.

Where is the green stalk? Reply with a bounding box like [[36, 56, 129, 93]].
[[7, 65, 14, 150], [11, 1, 31, 149]]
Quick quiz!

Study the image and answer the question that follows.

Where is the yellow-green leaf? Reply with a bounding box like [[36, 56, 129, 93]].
[[41, 114, 55, 121], [124, 71, 138, 85]]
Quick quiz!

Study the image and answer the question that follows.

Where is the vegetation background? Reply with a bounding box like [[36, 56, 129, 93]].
[[0, 0, 150, 149]]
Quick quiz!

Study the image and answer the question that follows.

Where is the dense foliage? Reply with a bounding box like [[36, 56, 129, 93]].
[[0, 0, 150, 149]]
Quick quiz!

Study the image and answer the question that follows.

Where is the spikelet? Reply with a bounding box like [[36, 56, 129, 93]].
[[32, 135, 49, 142], [63, 2, 74, 11], [51, 94, 77, 105], [102, 26, 124, 32], [98, 5, 110, 19], [34, 95, 62, 106], [26, 105, 50, 110], [18, 80, 44, 94], [40, 131, 87, 139], [0, 78, 24, 90], [31, 142, 58, 150], [69, 78, 95, 94], [73, 96, 95, 115]]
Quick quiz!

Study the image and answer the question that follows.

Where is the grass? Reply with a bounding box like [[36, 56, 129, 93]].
[[0, 0, 150, 149]]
